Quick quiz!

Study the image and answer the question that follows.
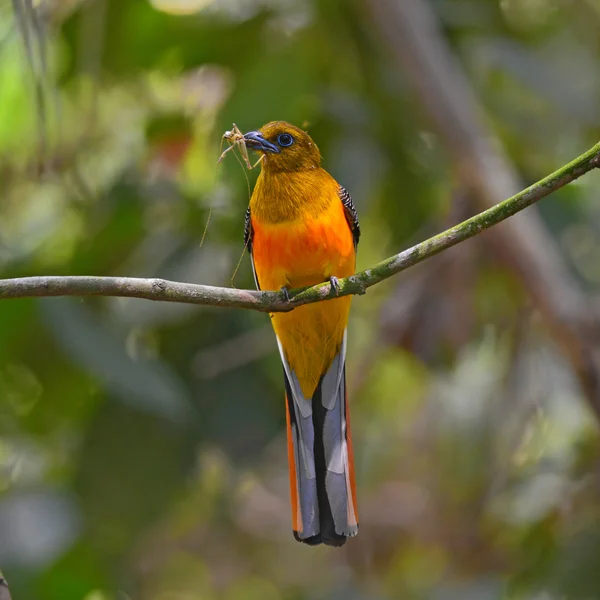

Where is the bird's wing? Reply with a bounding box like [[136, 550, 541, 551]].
[[244, 206, 261, 289], [338, 186, 360, 249]]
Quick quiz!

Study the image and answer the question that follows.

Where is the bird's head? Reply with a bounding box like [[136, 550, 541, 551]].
[[243, 121, 321, 172]]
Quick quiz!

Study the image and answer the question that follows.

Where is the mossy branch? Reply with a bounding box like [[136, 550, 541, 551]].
[[1, 142, 599, 311]]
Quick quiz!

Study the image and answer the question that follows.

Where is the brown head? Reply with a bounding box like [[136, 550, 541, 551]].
[[243, 121, 321, 173]]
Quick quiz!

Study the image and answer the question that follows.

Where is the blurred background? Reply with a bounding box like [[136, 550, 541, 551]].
[[1, 0, 600, 598]]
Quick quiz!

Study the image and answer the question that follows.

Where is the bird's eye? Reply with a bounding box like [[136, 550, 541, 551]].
[[277, 133, 294, 147]]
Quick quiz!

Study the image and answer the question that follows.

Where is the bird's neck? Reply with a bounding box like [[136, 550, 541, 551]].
[[250, 167, 336, 224]]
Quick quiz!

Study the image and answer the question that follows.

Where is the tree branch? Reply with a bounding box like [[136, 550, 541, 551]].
[[0, 141, 598, 311]]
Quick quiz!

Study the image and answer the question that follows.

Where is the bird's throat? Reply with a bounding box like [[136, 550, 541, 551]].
[[250, 168, 336, 224]]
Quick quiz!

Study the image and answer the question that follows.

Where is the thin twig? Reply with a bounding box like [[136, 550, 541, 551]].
[[0, 141, 598, 311]]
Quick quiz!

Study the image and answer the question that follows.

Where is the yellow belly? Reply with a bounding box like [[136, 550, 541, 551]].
[[271, 297, 352, 397]]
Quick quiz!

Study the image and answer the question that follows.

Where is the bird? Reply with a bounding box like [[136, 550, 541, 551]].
[[242, 121, 360, 546]]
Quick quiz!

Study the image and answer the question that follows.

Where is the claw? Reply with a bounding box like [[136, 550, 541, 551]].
[[329, 276, 341, 296], [280, 286, 291, 302]]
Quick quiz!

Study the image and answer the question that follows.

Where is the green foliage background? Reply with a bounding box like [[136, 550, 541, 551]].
[[1, 0, 600, 598]]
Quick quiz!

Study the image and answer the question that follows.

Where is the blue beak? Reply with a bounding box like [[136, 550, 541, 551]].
[[243, 131, 280, 154]]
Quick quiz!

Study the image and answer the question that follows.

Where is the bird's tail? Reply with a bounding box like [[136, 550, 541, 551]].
[[283, 339, 358, 547]]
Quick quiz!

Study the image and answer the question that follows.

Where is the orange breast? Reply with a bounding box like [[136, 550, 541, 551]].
[[252, 198, 355, 291], [251, 198, 355, 397]]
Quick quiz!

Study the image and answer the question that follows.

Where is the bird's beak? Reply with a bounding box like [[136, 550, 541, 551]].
[[243, 131, 280, 154]]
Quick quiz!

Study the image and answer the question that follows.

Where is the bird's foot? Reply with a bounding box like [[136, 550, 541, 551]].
[[280, 286, 291, 302], [329, 276, 341, 296]]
